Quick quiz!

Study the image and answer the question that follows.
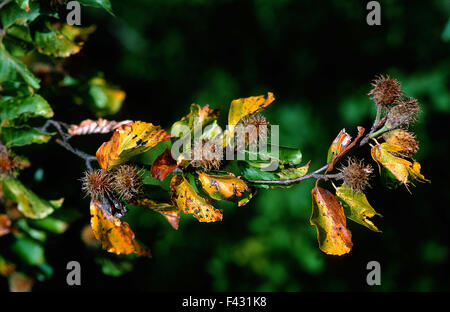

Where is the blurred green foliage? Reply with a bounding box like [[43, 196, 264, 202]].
[[2, 0, 450, 291]]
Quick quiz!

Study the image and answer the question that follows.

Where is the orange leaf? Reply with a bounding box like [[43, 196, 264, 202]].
[[0, 257, 15, 277], [129, 198, 180, 230], [96, 121, 170, 170], [90, 200, 151, 257], [170, 175, 223, 222], [310, 186, 353, 255], [226, 92, 275, 145], [151, 146, 177, 181], [0, 214, 11, 237], [197, 171, 253, 206]]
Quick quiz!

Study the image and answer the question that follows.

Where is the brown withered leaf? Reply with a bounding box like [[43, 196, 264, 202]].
[[96, 121, 170, 170], [197, 171, 253, 206], [151, 146, 177, 181], [0, 214, 12, 237], [68, 119, 132, 136], [326, 126, 365, 172], [170, 175, 223, 222], [8, 272, 34, 292], [129, 198, 180, 230], [90, 200, 151, 257], [310, 186, 353, 256]]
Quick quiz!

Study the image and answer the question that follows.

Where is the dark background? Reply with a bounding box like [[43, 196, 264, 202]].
[[3, 0, 450, 291]]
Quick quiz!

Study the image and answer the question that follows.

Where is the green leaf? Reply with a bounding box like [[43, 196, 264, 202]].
[[27, 217, 68, 234], [10, 236, 45, 266], [0, 41, 40, 89], [1, 1, 41, 29], [1, 176, 63, 219], [14, 0, 32, 12], [78, 0, 113, 14], [0, 94, 54, 125], [34, 22, 94, 58], [87, 76, 126, 116], [15, 219, 47, 242], [243, 145, 302, 168], [95, 257, 133, 277], [0, 125, 52, 147], [334, 183, 382, 232]]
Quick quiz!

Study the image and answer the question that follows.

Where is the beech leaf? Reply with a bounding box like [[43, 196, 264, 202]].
[[371, 142, 430, 186], [170, 175, 223, 222], [90, 200, 151, 257], [225, 92, 275, 145], [310, 186, 353, 256], [1, 176, 62, 219], [197, 171, 253, 206], [96, 121, 170, 170], [151, 146, 177, 181], [335, 184, 382, 232]]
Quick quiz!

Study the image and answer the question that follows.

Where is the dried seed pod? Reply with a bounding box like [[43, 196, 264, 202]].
[[338, 158, 373, 193], [383, 129, 419, 157], [111, 165, 144, 201], [368, 75, 403, 108], [191, 139, 223, 171], [386, 97, 420, 129], [81, 169, 114, 200]]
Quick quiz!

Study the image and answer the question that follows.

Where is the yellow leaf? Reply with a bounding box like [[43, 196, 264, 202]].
[[276, 161, 310, 179], [170, 175, 223, 222], [371, 142, 429, 185], [335, 184, 382, 232], [310, 186, 353, 255], [197, 171, 253, 206], [96, 121, 170, 170], [90, 200, 151, 257], [225, 92, 275, 145]]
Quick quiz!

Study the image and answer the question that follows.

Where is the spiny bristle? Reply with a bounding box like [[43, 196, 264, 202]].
[[383, 129, 419, 157], [111, 165, 144, 201], [191, 139, 223, 171], [339, 158, 373, 193], [236, 113, 270, 151], [0, 146, 29, 176], [81, 169, 113, 199], [386, 97, 420, 129], [368, 75, 403, 108]]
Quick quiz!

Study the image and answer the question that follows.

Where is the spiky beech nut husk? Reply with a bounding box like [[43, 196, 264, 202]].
[[368, 75, 403, 108], [236, 113, 270, 151], [191, 139, 223, 171], [0, 145, 29, 176], [338, 158, 373, 193], [111, 165, 144, 201], [383, 129, 419, 157], [81, 169, 113, 200], [386, 97, 420, 129]]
